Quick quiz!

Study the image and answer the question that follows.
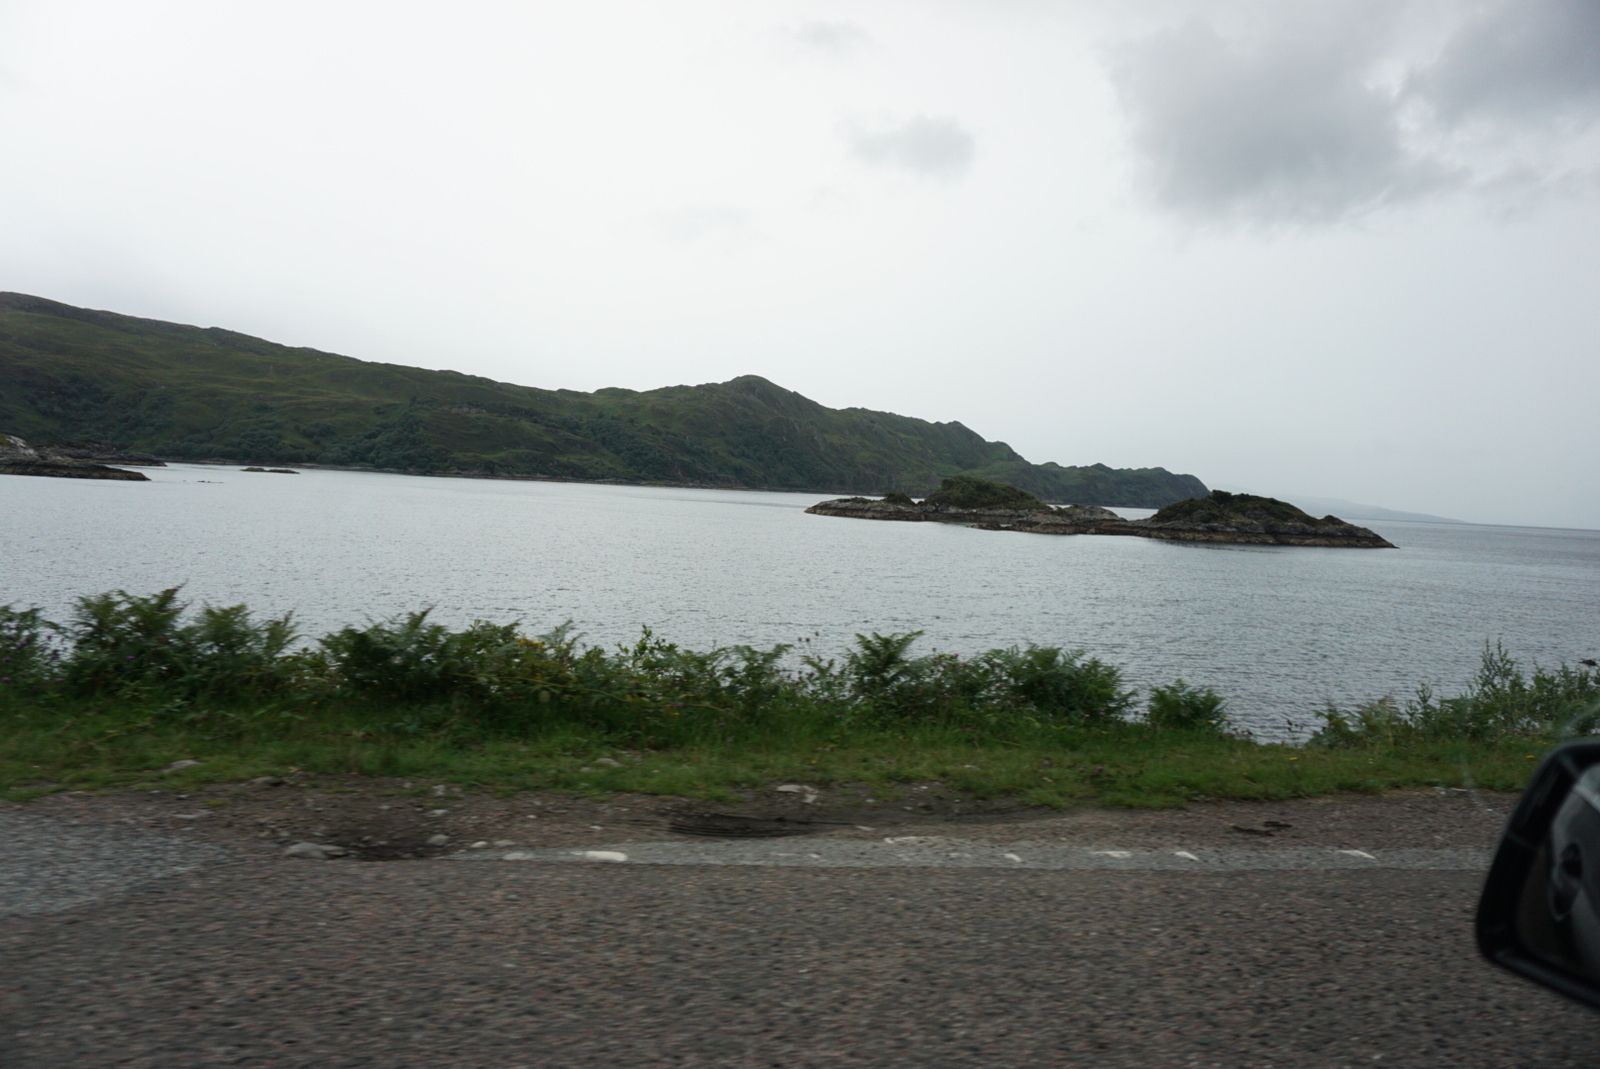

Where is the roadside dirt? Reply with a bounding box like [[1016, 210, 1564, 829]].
[[9, 774, 1519, 860]]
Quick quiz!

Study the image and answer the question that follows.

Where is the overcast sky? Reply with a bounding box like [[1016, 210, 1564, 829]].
[[3, 0, 1598, 527]]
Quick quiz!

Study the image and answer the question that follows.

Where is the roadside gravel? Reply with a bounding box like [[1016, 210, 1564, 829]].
[[7, 777, 1519, 862], [0, 809, 226, 917]]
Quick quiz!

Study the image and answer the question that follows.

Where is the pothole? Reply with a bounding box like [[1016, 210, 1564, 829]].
[[666, 812, 838, 838], [323, 825, 455, 860]]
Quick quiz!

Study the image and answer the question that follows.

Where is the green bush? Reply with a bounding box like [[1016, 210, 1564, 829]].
[[824, 632, 1134, 725], [59, 589, 298, 701], [923, 476, 1049, 511], [1312, 642, 1600, 747], [0, 606, 61, 690], [319, 611, 518, 703], [1146, 679, 1228, 732], [983, 645, 1135, 722], [27, 588, 1600, 758], [841, 630, 927, 711]]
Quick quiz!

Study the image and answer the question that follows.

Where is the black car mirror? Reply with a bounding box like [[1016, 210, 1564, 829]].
[[1478, 738, 1600, 1010]]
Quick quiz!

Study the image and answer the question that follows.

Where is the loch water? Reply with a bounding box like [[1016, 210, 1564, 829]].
[[5, 463, 1599, 740]]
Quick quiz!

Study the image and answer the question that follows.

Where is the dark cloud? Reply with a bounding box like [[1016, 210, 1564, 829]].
[[1110, 1, 1600, 226], [1413, 0, 1600, 126], [1112, 13, 1434, 223], [846, 115, 975, 178]]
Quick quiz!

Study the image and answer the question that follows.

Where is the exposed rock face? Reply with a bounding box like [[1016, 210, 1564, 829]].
[[805, 493, 1395, 548], [0, 433, 150, 481]]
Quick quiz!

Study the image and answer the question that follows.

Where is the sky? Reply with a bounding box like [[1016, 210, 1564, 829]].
[[2, 0, 1598, 528]]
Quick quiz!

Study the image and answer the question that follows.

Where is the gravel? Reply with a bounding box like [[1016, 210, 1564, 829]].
[[0, 808, 228, 918], [3, 857, 1594, 1067], [3, 798, 1595, 1067]]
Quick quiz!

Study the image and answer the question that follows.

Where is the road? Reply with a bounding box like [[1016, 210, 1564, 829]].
[[2, 805, 1596, 1068]]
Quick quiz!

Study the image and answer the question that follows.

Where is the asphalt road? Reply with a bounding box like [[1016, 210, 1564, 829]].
[[2, 812, 1597, 1068]]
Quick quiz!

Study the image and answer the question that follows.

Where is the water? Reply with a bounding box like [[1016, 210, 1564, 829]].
[[4, 464, 1599, 739]]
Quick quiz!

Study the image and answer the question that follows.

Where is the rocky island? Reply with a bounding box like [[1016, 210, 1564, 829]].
[[806, 478, 1396, 548], [0, 433, 150, 481]]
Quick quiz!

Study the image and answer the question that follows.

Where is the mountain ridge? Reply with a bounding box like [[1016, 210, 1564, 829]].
[[0, 292, 1207, 507]]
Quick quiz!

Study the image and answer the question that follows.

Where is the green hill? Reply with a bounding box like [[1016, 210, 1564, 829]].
[[0, 292, 1207, 506]]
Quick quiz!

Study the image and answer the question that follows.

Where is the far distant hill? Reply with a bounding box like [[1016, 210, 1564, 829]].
[[1283, 495, 1466, 526], [0, 293, 1207, 507]]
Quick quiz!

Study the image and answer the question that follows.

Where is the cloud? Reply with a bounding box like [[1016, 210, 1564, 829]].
[[845, 115, 975, 179], [1111, 13, 1427, 223], [781, 20, 872, 57], [1412, 0, 1600, 127], [1109, 1, 1600, 227]]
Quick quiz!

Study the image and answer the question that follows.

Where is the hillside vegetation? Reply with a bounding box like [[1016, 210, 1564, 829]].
[[922, 475, 1051, 511], [0, 292, 1207, 505], [1150, 490, 1345, 527]]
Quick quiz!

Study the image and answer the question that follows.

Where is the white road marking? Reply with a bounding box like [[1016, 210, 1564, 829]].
[[460, 841, 1488, 872]]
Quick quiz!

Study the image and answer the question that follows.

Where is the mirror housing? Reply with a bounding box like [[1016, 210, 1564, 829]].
[[1478, 738, 1600, 1010]]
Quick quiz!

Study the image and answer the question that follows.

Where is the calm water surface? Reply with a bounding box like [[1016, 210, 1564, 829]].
[[5, 464, 1598, 739]]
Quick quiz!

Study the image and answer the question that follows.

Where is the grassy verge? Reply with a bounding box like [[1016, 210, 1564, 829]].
[[2, 590, 1593, 807], [0, 698, 1554, 808]]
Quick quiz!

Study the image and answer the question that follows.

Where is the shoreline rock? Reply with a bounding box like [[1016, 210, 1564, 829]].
[[806, 493, 1396, 548], [0, 434, 149, 481], [42, 443, 167, 467]]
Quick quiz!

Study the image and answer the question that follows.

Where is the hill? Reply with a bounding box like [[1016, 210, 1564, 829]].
[[0, 292, 1207, 506]]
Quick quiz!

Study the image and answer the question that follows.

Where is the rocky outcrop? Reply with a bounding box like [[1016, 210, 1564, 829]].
[[1114, 515, 1395, 548], [805, 493, 1395, 548], [806, 498, 1123, 533], [0, 434, 150, 481], [1126, 490, 1396, 547]]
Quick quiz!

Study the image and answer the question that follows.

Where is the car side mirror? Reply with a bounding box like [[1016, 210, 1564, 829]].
[[1478, 738, 1600, 1010]]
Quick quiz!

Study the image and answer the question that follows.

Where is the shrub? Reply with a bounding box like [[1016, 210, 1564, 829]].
[[923, 476, 1048, 511], [59, 588, 298, 700], [1311, 642, 1600, 747], [835, 632, 1135, 725], [318, 611, 518, 703], [0, 606, 62, 689], [843, 631, 928, 714], [1146, 679, 1228, 732], [983, 645, 1135, 722]]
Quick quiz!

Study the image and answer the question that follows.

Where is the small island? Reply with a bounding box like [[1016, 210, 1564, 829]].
[[807, 477, 1396, 548]]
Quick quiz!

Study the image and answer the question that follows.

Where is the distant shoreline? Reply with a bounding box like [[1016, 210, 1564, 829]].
[[158, 458, 1118, 506], [117, 459, 1600, 534]]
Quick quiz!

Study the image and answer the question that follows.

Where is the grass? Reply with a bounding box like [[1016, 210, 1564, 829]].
[[0, 693, 1554, 809]]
